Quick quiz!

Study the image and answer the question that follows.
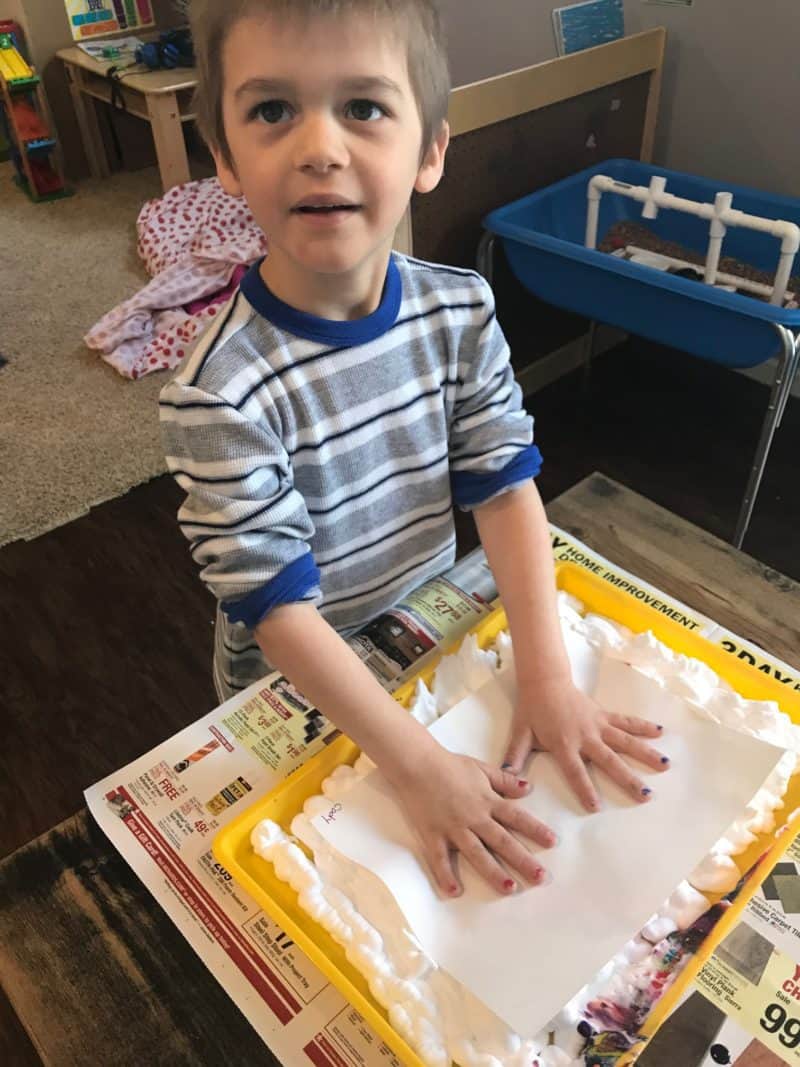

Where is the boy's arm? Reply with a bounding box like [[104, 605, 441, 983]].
[[254, 603, 556, 894], [255, 604, 439, 774], [473, 479, 669, 810]]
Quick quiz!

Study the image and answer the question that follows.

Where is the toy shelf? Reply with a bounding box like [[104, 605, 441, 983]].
[[0, 31, 70, 202]]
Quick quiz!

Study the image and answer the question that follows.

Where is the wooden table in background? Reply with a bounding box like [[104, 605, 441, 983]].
[[57, 46, 197, 191], [2, 474, 799, 1066]]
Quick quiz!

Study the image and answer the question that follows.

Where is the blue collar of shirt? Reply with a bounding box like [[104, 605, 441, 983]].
[[240, 255, 402, 347]]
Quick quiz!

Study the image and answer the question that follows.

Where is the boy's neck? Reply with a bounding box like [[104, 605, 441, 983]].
[[259, 248, 393, 322]]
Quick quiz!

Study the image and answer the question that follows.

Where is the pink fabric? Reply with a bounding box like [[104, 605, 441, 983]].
[[85, 177, 268, 379], [184, 263, 247, 316]]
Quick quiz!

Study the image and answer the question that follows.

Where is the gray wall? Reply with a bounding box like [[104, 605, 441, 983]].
[[3, 0, 29, 33], [13, 0, 799, 198], [439, 0, 562, 85], [625, 0, 799, 198], [441, 0, 799, 198]]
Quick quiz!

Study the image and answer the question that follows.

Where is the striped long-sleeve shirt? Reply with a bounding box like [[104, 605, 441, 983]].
[[159, 252, 542, 698]]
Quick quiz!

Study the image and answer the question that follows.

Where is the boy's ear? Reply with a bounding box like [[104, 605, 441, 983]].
[[212, 145, 244, 198], [414, 119, 450, 195]]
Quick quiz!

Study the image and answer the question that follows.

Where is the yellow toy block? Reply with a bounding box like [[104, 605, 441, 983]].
[[0, 39, 33, 83]]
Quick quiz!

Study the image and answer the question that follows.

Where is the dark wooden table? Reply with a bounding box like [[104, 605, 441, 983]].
[[2, 474, 799, 1067]]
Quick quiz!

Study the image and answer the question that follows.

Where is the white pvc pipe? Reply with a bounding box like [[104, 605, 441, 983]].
[[586, 174, 800, 304], [773, 240, 798, 305], [585, 181, 602, 248], [704, 191, 732, 286], [641, 175, 666, 220], [624, 245, 795, 303]]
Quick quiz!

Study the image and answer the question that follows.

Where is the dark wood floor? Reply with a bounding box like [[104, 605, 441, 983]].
[[534, 339, 800, 582], [1, 338, 798, 1065], [2, 338, 798, 863]]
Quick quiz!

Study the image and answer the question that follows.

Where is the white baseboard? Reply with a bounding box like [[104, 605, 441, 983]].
[[736, 358, 800, 399], [516, 325, 627, 395], [518, 331, 800, 402]]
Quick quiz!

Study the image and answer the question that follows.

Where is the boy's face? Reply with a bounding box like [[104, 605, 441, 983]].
[[215, 12, 449, 313]]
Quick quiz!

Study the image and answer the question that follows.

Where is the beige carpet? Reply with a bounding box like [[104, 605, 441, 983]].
[[0, 161, 176, 547]]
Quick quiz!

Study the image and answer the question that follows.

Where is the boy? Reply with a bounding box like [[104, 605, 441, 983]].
[[160, 0, 667, 897]]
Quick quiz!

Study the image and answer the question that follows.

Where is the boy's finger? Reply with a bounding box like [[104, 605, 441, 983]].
[[555, 748, 600, 812], [424, 836, 461, 897], [500, 726, 533, 775], [607, 712, 663, 739], [585, 739, 655, 804], [483, 763, 531, 797], [602, 724, 670, 772], [494, 798, 558, 849], [458, 829, 517, 895], [479, 823, 548, 885]]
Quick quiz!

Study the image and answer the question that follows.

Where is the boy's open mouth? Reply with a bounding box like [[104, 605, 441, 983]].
[[292, 196, 361, 215]]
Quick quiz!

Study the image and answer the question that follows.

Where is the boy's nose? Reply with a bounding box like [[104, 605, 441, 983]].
[[293, 114, 349, 172]]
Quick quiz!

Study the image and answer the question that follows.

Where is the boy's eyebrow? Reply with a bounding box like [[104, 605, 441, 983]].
[[341, 76, 403, 95], [233, 75, 404, 99]]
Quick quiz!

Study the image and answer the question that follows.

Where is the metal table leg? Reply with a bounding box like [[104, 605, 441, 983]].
[[734, 324, 799, 548], [582, 319, 598, 397], [477, 231, 495, 285]]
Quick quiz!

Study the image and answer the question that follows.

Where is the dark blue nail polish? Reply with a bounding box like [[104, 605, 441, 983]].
[[641, 787, 653, 797], [660, 756, 670, 764], [501, 762, 513, 770], [656, 725, 664, 731]]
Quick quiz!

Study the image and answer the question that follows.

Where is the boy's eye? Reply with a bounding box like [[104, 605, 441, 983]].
[[345, 99, 385, 122], [251, 100, 292, 124]]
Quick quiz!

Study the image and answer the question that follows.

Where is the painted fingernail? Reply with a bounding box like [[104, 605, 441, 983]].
[[501, 762, 513, 769], [533, 868, 552, 886], [548, 831, 559, 846], [656, 724, 664, 731], [448, 884, 460, 895], [660, 756, 670, 765], [503, 878, 516, 892], [641, 787, 653, 798], [518, 779, 529, 788]]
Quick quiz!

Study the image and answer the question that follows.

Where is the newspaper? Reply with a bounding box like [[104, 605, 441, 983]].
[[641, 835, 800, 1067], [550, 525, 800, 694], [85, 526, 799, 1066], [692, 830, 800, 1066]]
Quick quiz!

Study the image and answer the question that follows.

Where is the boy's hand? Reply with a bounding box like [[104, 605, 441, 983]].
[[387, 747, 557, 897], [503, 677, 669, 811]]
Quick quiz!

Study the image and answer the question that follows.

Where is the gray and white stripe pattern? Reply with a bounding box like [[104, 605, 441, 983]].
[[160, 253, 533, 696]]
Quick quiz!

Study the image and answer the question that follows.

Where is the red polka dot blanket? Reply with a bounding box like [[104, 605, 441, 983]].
[[85, 177, 268, 379]]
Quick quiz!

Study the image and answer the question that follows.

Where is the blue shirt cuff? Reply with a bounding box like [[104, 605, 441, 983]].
[[451, 444, 543, 509], [222, 552, 321, 628]]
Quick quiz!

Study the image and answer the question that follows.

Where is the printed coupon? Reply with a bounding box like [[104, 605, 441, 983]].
[[696, 939, 800, 1064], [694, 834, 800, 1065]]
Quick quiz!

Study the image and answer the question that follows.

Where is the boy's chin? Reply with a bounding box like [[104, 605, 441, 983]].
[[296, 247, 390, 278]]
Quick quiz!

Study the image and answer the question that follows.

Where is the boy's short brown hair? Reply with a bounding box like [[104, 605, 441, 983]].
[[190, 0, 451, 168]]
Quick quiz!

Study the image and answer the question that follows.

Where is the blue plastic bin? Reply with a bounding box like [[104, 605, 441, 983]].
[[483, 159, 800, 369]]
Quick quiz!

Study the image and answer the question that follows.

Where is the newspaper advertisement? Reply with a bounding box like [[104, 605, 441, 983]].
[[549, 523, 800, 694], [688, 829, 800, 1066], [85, 552, 497, 1067], [643, 829, 800, 1067], [85, 526, 799, 1065]]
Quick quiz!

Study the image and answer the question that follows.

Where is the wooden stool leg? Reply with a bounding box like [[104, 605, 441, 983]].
[[67, 65, 109, 179], [146, 91, 190, 191]]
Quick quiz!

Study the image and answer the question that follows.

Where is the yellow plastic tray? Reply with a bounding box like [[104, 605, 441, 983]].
[[214, 563, 800, 1066]]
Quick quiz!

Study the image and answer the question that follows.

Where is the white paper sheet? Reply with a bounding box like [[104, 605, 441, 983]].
[[314, 638, 785, 1036]]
